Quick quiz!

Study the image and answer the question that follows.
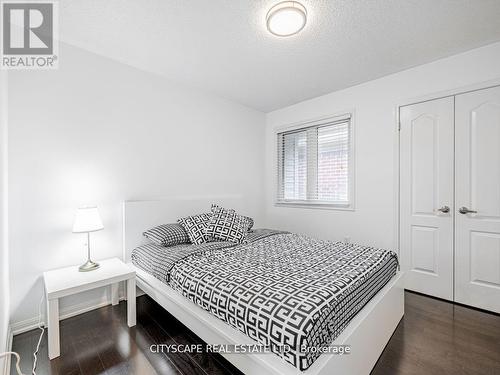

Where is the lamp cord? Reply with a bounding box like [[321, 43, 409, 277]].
[[0, 352, 24, 375], [0, 293, 45, 375], [32, 294, 45, 374]]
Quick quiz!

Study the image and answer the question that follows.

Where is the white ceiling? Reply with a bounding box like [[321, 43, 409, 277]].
[[60, 0, 500, 112]]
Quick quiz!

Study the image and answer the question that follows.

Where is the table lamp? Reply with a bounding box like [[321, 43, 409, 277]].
[[72, 206, 104, 272]]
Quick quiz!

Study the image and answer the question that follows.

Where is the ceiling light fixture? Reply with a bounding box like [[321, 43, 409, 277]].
[[266, 1, 307, 37]]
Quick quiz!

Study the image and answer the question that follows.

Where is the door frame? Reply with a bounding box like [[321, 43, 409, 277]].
[[395, 77, 500, 258]]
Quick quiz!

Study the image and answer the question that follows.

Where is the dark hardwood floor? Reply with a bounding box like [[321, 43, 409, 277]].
[[10, 291, 500, 375]]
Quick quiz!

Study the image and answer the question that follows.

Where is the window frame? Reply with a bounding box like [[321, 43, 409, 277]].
[[274, 111, 355, 211]]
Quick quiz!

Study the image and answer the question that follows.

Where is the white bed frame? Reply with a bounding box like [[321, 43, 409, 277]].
[[123, 197, 404, 375]]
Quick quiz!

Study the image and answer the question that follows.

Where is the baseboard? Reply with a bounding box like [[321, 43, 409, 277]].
[[10, 294, 127, 336], [10, 316, 39, 336], [10, 284, 144, 337]]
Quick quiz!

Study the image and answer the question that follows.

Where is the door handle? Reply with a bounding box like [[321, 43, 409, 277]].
[[437, 206, 450, 213], [459, 206, 477, 214]]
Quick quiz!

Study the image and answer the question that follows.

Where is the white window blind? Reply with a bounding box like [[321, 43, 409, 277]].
[[277, 116, 352, 207]]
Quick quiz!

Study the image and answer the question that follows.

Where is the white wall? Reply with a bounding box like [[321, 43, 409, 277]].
[[265, 42, 500, 250], [8, 43, 265, 326], [0, 71, 10, 371]]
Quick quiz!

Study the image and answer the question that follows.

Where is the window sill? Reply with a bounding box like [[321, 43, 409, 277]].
[[274, 201, 355, 211]]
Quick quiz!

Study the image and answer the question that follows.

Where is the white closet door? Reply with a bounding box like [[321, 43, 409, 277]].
[[400, 97, 454, 300], [455, 86, 500, 313]]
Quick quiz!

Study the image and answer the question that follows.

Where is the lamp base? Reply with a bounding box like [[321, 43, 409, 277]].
[[79, 259, 100, 272]]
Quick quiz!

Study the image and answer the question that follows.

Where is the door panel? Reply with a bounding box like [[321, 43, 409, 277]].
[[400, 97, 454, 300], [470, 102, 500, 217], [411, 225, 438, 274], [470, 231, 500, 287], [455, 86, 500, 313], [411, 115, 438, 215]]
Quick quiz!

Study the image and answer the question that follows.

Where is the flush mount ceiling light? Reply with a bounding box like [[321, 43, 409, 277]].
[[266, 1, 307, 37]]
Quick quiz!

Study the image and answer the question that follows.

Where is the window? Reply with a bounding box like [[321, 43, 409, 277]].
[[276, 114, 353, 208]]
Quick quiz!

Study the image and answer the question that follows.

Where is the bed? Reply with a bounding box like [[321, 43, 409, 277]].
[[123, 197, 404, 375]]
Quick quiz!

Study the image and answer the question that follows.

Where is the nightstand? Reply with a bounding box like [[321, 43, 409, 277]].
[[43, 257, 136, 359]]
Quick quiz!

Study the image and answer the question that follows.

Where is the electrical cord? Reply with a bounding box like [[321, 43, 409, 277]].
[[0, 352, 24, 375], [0, 293, 45, 375], [32, 294, 45, 375]]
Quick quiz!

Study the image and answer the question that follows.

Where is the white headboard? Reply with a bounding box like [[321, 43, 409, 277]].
[[122, 195, 249, 262]]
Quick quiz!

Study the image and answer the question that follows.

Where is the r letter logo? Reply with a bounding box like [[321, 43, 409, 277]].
[[1, 1, 59, 69]]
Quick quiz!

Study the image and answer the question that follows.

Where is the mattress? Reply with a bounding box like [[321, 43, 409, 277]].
[[132, 230, 398, 371]]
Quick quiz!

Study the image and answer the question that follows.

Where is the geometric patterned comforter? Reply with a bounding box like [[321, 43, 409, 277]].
[[168, 233, 398, 370], [133, 230, 398, 371]]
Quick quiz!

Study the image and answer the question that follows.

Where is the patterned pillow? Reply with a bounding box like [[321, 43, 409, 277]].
[[206, 206, 248, 243], [143, 223, 190, 247], [177, 213, 213, 245], [210, 204, 254, 231]]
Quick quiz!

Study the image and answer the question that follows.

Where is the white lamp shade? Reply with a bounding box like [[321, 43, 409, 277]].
[[72, 207, 104, 233]]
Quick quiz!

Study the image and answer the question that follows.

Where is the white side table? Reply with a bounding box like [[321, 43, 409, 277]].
[[43, 258, 136, 359]]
